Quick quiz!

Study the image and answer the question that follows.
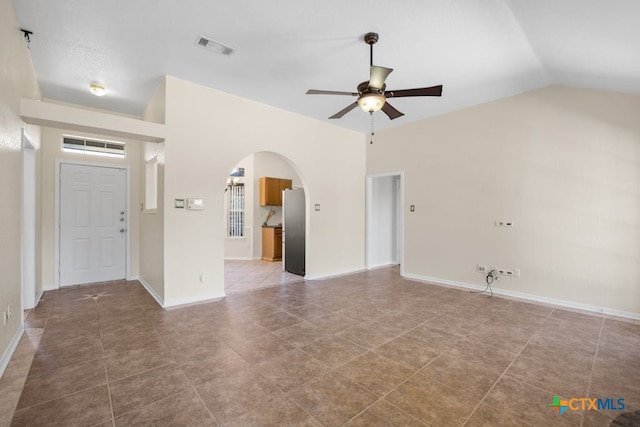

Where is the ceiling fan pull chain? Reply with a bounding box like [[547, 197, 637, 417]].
[[370, 111, 375, 144]]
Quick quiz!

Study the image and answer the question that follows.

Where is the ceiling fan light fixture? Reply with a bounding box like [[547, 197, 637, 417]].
[[89, 82, 106, 97], [357, 92, 386, 113]]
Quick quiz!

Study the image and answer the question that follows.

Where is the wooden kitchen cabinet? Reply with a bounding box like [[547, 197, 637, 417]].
[[260, 177, 292, 206], [262, 226, 282, 261]]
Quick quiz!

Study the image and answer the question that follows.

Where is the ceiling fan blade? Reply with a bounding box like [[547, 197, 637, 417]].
[[307, 89, 358, 96], [385, 85, 443, 98], [369, 66, 393, 90], [329, 102, 359, 119], [381, 102, 404, 120]]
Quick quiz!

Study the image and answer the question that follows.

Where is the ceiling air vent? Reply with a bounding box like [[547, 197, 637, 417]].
[[195, 36, 234, 56]]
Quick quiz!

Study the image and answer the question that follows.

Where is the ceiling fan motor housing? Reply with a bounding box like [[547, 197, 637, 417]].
[[357, 81, 384, 95]]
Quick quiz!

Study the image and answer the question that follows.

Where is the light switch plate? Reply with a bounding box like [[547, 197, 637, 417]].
[[174, 199, 185, 209], [314, 204, 320, 211]]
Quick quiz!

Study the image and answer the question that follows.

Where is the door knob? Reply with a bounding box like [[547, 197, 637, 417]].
[[120, 218, 125, 222]]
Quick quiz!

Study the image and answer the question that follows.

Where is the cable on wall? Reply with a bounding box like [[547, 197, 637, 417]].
[[471, 268, 498, 298]]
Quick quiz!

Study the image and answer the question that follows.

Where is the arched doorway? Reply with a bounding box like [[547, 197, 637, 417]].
[[222, 151, 306, 294]]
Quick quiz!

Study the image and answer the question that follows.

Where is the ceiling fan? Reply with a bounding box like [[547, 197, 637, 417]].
[[306, 32, 443, 120]]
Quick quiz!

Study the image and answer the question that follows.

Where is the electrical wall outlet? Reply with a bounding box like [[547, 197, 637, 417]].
[[477, 264, 488, 273], [496, 267, 520, 277], [199, 273, 206, 283], [7, 304, 11, 319]]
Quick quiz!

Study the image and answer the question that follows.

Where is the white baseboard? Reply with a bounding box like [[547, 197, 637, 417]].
[[305, 267, 367, 281], [367, 262, 399, 270], [134, 276, 164, 308], [224, 257, 255, 261], [0, 324, 24, 379], [35, 289, 44, 306], [402, 272, 640, 321], [163, 293, 226, 310]]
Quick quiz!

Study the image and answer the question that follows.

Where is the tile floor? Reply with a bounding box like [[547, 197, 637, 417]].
[[1, 266, 639, 426], [224, 259, 304, 294]]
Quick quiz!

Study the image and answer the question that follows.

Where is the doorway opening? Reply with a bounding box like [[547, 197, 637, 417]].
[[22, 130, 37, 311], [366, 172, 403, 273], [222, 152, 306, 294]]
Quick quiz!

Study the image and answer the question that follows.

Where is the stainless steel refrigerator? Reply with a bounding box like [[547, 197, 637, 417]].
[[282, 188, 305, 276]]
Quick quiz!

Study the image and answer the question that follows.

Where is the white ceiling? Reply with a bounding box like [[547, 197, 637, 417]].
[[12, 0, 640, 133]]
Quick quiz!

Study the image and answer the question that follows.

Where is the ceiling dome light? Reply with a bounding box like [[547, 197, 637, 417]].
[[357, 92, 385, 113], [89, 82, 106, 97]]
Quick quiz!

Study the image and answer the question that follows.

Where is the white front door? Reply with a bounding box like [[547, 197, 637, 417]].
[[59, 163, 127, 286]]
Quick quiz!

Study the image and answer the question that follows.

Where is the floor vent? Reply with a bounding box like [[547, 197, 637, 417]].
[[195, 36, 234, 56]]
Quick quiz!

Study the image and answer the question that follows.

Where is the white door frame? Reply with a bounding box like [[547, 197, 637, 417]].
[[365, 171, 404, 276], [54, 159, 131, 288], [22, 129, 37, 312]]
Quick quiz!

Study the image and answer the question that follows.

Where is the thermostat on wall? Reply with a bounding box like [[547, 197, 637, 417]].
[[187, 198, 205, 210]]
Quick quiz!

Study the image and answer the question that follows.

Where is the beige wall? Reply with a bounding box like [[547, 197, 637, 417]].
[[160, 76, 365, 307], [368, 85, 640, 317], [40, 127, 142, 290], [0, 0, 41, 368]]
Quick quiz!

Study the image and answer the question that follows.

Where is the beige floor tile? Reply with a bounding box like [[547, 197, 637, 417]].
[[11, 385, 112, 427], [343, 399, 425, 426], [273, 321, 329, 347], [483, 376, 583, 426], [196, 368, 282, 424], [419, 353, 504, 399], [105, 342, 175, 381], [179, 343, 250, 386], [226, 332, 295, 365], [464, 402, 532, 427], [109, 363, 192, 417], [288, 372, 378, 426], [336, 352, 414, 396], [443, 338, 518, 373], [401, 324, 462, 351], [374, 336, 442, 370], [114, 390, 215, 426], [386, 374, 479, 426], [17, 358, 107, 410], [29, 339, 104, 376], [255, 349, 329, 392], [301, 336, 367, 369], [337, 324, 397, 349], [225, 395, 322, 426]]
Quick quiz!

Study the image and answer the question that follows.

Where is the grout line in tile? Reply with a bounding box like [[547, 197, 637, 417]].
[[460, 307, 555, 426], [580, 315, 605, 427]]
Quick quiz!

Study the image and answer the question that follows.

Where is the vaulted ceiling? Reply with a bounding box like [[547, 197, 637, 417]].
[[12, 0, 640, 133]]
